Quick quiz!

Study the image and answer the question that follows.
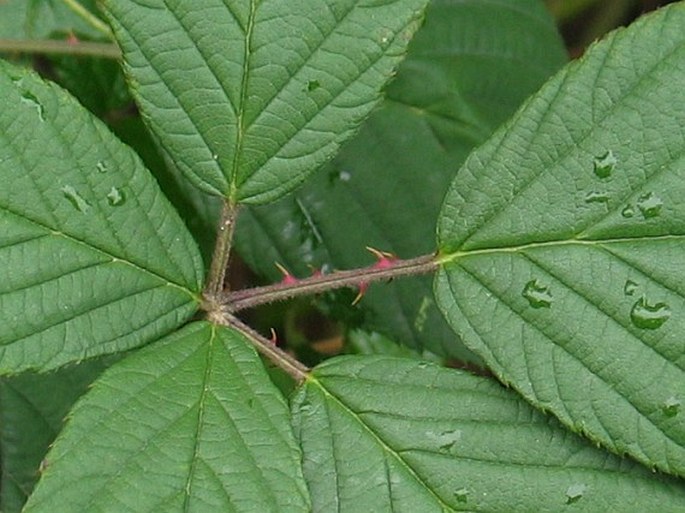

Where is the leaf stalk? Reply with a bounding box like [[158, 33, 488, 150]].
[[223, 253, 438, 312], [205, 201, 240, 300]]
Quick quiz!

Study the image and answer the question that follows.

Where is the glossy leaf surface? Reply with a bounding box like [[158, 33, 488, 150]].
[[102, 0, 429, 203], [293, 356, 685, 512], [25, 322, 310, 512], [435, 4, 685, 477], [0, 61, 203, 373], [235, 0, 567, 358]]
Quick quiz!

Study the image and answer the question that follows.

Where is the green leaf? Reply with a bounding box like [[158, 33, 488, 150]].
[[101, 0, 429, 203], [0, 0, 104, 40], [0, 60, 203, 373], [0, 357, 115, 513], [235, 0, 567, 359], [292, 356, 685, 512], [24, 322, 311, 513], [435, 4, 685, 477]]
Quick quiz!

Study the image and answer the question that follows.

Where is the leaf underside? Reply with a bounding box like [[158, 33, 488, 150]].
[[293, 356, 685, 512], [0, 61, 203, 373], [24, 322, 311, 513], [234, 0, 567, 358], [102, 0, 429, 204], [435, 4, 685, 477]]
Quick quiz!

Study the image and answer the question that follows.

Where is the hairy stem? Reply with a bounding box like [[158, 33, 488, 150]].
[[60, 0, 114, 39], [223, 253, 438, 312], [0, 39, 120, 59], [216, 314, 310, 382], [205, 201, 239, 300]]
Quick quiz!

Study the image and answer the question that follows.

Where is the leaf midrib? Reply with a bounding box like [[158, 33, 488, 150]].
[[228, 0, 257, 201], [310, 376, 458, 513], [439, 233, 685, 263], [0, 203, 197, 299], [449, 35, 685, 250]]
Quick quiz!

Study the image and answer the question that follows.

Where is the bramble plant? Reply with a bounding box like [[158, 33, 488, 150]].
[[0, 0, 684, 511]]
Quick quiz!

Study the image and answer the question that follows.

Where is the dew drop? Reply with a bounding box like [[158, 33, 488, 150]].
[[630, 297, 671, 330], [20, 91, 45, 121], [593, 150, 617, 178], [429, 429, 462, 453], [624, 280, 639, 296], [662, 396, 681, 417], [338, 170, 351, 182], [454, 488, 469, 503], [621, 205, 635, 218], [636, 192, 663, 219], [61, 185, 91, 213], [307, 79, 320, 92], [565, 484, 586, 505], [522, 280, 552, 308], [584, 191, 610, 204], [106, 186, 126, 206], [96, 161, 108, 173]]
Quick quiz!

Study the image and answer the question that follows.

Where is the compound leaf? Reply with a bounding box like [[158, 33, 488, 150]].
[[102, 0, 429, 204], [24, 322, 311, 513], [435, 4, 685, 476], [235, 0, 567, 359], [293, 356, 685, 512], [0, 60, 203, 373]]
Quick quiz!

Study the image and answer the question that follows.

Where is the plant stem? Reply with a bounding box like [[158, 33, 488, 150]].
[[60, 0, 114, 39], [205, 201, 239, 300], [223, 253, 438, 312], [0, 38, 121, 59], [217, 313, 310, 382]]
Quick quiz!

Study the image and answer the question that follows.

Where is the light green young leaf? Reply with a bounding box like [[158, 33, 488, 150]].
[[0, 60, 203, 373], [101, 0, 429, 204], [292, 356, 685, 512], [435, 4, 685, 477], [234, 0, 567, 360], [24, 322, 311, 513]]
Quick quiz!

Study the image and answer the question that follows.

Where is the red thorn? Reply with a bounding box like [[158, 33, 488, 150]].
[[269, 328, 278, 345], [66, 32, 79, 45], [366, 246, 397, 270], [275, 262, 298, 285], [352, 282, 368, 306], [307, 265, 323, 278]]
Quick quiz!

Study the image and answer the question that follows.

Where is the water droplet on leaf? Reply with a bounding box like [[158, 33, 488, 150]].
[[636, 192, 663, 219], [307, 80, 320, 92], [106, 186, 126, 206], [584, 191, 610, 204], [624, 280, 639, 296], [96, 161, 108, 173], [522, 280, 553, 308], [621, 205, 635, 218], [593, 150, 617, 178], [20, 91, 45, 121], [454, 488, 468, 503], [61, 185, 91, 213], [429, 429, 462, 453], [585, 191, 609, 203], [662, 396, 681, 417], [630, 297, 671, 329], [338, 170, 351, 182], [565, 484, 586, 504]]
